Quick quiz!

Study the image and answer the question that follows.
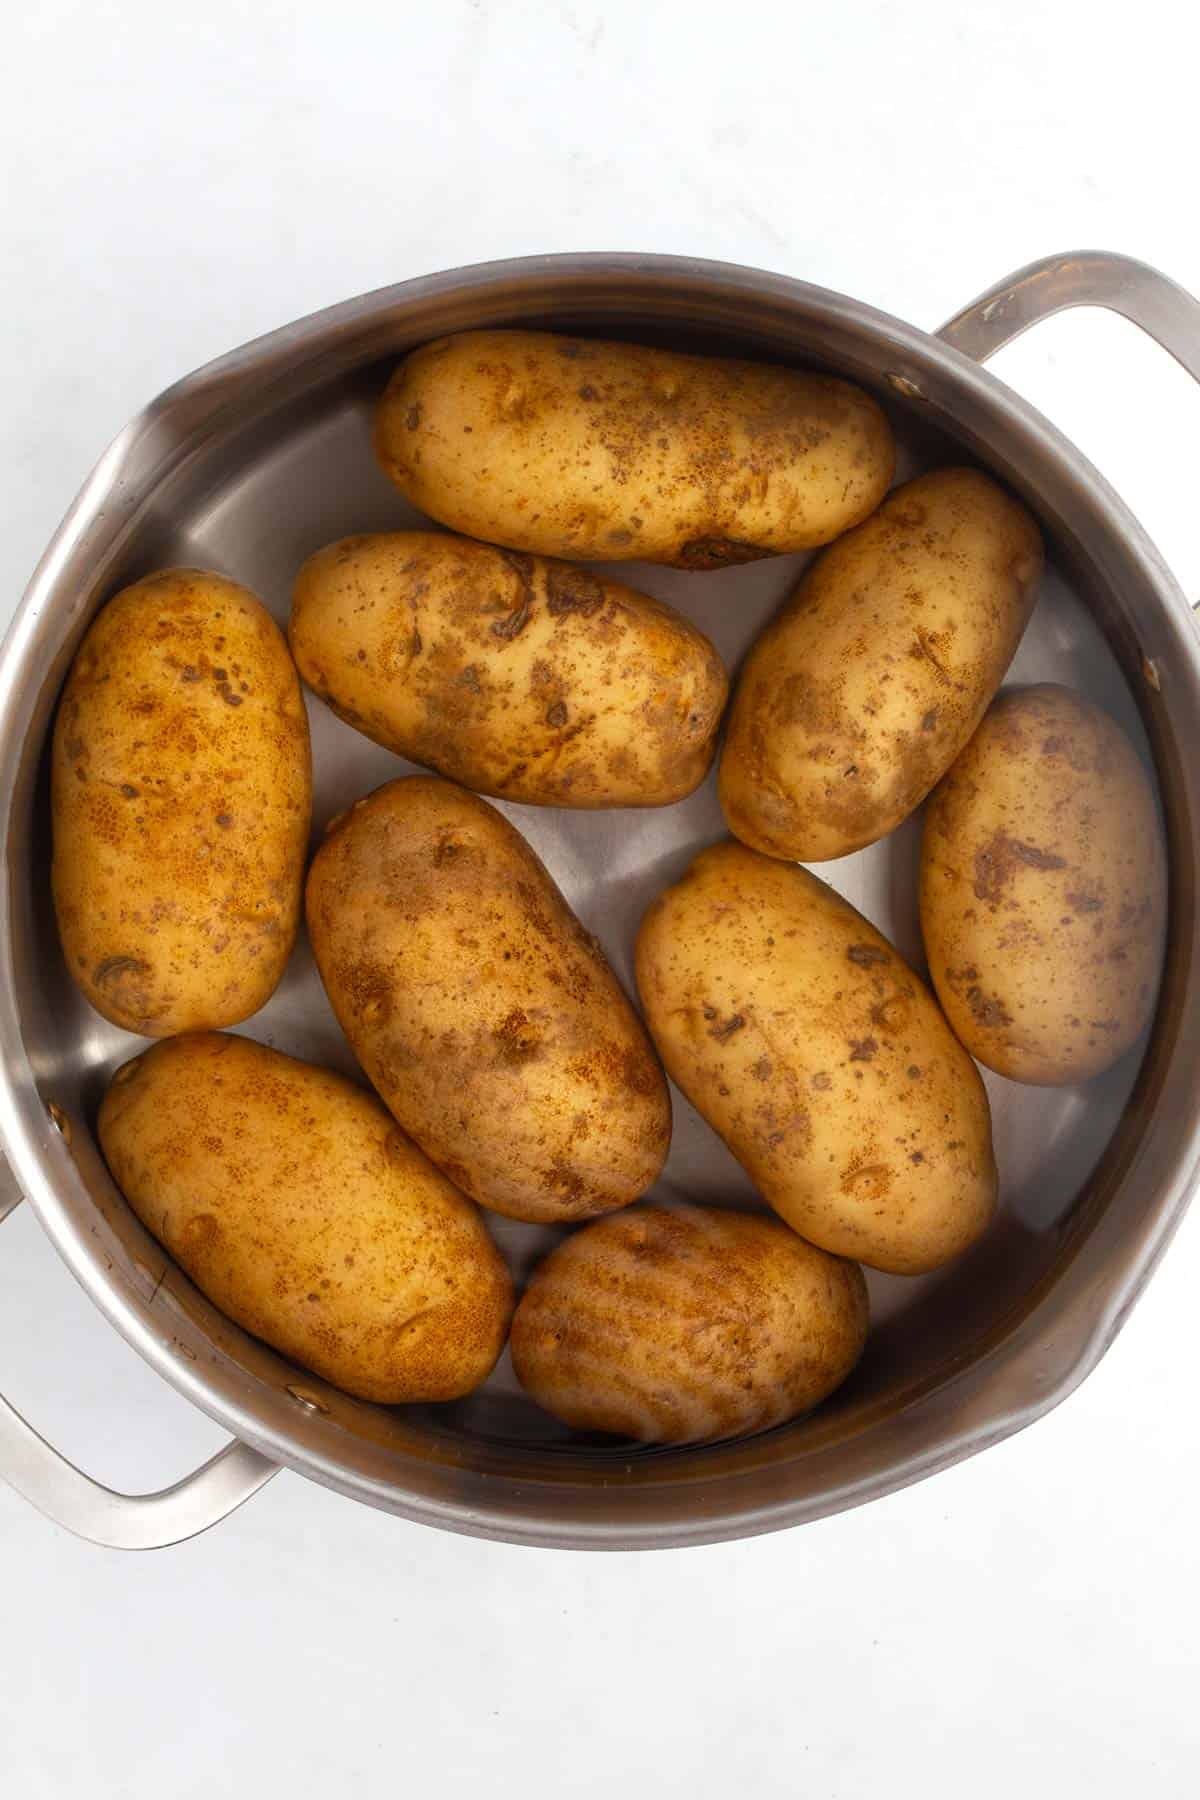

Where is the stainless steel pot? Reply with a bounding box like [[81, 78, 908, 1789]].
[[3, 250, 1198, 1551]]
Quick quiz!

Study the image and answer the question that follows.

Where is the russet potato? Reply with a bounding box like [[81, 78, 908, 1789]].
[[290, 530, 727, 807], [98, 1033, 513, 1404], [719, 468, 1043, 861], [920, 684, 1166, 1084], [52, 569, 311, 1035], [511, 1202, 868, 1444], [307, 776, 672, 1223], [374, 329, 894, 568], [636, 842, 996, 1275]]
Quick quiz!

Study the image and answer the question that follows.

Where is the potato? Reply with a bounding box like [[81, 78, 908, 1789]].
[[719, 468, 1043, 861], [636, 842, 996, 1275], [511, 1202, 868, 1444], [374, 329, 894, 568], [920, 684, 1166, 1084], [306, 776, 672, 1222], [290, 530, 727, 807], [52, 569, 311, 1036], [98, 1034, 513, 1403]]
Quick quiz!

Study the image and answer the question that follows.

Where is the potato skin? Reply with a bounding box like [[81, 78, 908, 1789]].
[[98, 1034, 513, 1404], [920, 684, 1166, 1084], [306, 777, 672, 1223], [719, 468, 1043, 861], [52, 569, 311, 1036], [374, 329, 895, 568], [511, 1202, 868, 1444], [290, 531, 727, 807], [636, 843, 996, 1275]]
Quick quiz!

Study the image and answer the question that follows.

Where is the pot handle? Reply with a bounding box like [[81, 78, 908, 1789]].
[[0, 1176, 279, 1549], [938, 249, 1200, 380]]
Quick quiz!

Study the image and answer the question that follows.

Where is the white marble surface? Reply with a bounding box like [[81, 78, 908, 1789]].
[[3, 3, 1199, 1793]]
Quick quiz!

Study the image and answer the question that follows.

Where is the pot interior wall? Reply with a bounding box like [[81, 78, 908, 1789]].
[[19, 293, 1164, 1481]]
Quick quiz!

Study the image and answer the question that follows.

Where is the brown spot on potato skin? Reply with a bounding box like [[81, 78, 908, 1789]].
[[973, 831, 1067, 902], [841, 1160, 891, 1198], [678, 536, 771, 570], [91, 954, 157, 1026], [288, 531, 727, 809], [95, 954, 151, 985], [619, 1045, 664, 1100], [704, 1007, 746, 1041], [964, 987, 1012, 1028], [515, 879, 555, 941], [180, 1211, 220, 1253], [98, 1033, 513, 1404], [489, 550, 536, 641], [847, 943, 889, 967], [338, 958, 395, 1024], [870, 993, 911, 1032], [307, 777, 671, 1223], [544, 565, 605, 617], [494, 1008, 541, 1064], [848, 1037, 878, 1062]]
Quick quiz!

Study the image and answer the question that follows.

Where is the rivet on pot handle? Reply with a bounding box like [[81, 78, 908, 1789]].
[[938, 249, 1200, 381], [0, 1170, 279, 1549]]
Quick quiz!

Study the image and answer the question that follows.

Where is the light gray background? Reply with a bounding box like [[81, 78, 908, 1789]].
[[3, 3, 1199, 1793]]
